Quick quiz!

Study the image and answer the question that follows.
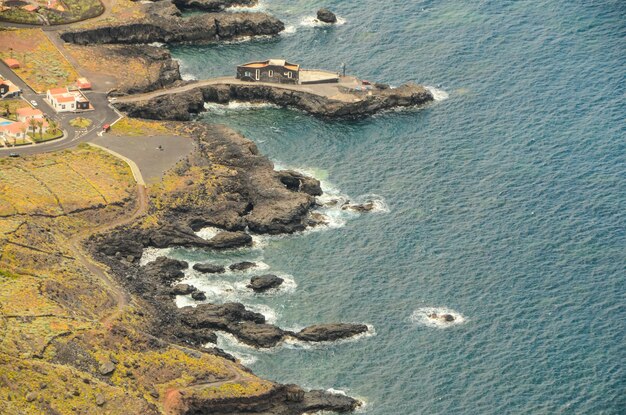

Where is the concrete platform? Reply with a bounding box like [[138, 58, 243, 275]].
[[91, 134, 194, 184]]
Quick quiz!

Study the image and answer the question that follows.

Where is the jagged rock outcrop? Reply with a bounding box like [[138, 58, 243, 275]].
[[143, 256, 189, 284], [60, 9, 284, 45], [276, 170, 323, 196], [115, 82, 434, 120], [207, 231, 253, 249], [229, 261, 257, 272], [170, 283, 197, 295], [193, 263, 226, 274], [295, 324, 369, 342], [247, 274, 284, 292], [317, 8, 337, 24]]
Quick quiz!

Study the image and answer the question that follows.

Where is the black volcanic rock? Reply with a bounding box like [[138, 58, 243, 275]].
[[179, 302, 265, 330], [247, 274, 284, 292], [228, 321, 286, 348], [147, 225, 211, 249], [229, 261, 257, 272], [276, 170, 323, 196], [60, 8, 284, 45], [191, 291, 207, 301], [193, 263, 226, 274], [143, 257, 188, 284], [173, 0, 257, 12], [207, 231, 253, 249], [115, 82, 434, 121], [295, 323, 368, 342], [317, 8, 337, 24], [170, 284, 197, 295]]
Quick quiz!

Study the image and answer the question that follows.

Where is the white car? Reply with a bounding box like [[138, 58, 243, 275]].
[[30, 100, 38, 107]]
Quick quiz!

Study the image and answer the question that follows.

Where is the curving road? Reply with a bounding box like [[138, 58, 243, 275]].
[[0, 61, 121, 156]]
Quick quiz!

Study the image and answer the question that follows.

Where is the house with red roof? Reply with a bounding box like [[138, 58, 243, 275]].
[[16, 107, 44, 123], [0, 121, 28, 141], [46, 87, 91, 113]]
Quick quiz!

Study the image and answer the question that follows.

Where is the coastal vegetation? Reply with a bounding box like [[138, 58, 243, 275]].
[[0, 0, 104, 26], [69, 117, 92, 128], [0, 29, 79, 92], [0, 144, 278, 414]]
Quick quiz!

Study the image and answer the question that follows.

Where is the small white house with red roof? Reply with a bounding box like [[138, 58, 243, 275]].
[[46, 87, 91, 113]]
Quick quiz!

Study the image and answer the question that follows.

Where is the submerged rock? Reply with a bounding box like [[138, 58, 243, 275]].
[[229, 261, 257, 272], [295, 323, 368, 342], [428, 313, 455, 322], [192, 263, 226, 274], [317, 8, 337, 23], [341, 201, 376, 212], [247, 274, 284, 292]]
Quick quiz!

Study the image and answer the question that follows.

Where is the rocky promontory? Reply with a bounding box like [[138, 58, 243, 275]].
[[173, 0, 258, 12], [114, 81, 434, 120]]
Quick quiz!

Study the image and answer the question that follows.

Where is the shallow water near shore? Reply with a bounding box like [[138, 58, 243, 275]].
[[168, 1, 625, 413]]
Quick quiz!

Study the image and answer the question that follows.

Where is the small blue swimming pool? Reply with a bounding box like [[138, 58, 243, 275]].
[[0, 121, 12, 126]]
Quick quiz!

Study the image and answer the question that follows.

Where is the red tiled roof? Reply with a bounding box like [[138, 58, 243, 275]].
[[3, 58, 20, 68], [0, 122, 26, 134], [16, 107, 44, 117], [49, 87, 68, 95], [56, 95, 75, 103]]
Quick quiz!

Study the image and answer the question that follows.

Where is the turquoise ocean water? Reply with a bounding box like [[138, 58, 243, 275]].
[[159, 1, 625, 413]]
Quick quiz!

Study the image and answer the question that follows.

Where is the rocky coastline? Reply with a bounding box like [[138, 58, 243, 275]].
[[60, 1, 284, 45], [87, 123, 365, 413], [114, 81, 434, 120]]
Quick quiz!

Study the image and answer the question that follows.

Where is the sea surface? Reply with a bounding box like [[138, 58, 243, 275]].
[[160, 1, 625, 413]]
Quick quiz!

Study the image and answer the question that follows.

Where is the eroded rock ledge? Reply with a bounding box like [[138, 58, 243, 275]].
[[60, 1, 284, 45], [114, 81, 434, 120]]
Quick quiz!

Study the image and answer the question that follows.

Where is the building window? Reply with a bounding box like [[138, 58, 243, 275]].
[[268, 70, 274, 77], [62, 105, 65, 109], [287, 71, 292, 79], [244, 71, 251, 77]]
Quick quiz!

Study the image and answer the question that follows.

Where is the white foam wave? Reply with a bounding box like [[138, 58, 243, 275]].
[[226, 0, 267, 12], [195, 226, 222, 240], [214, 333, 259, 365], [140, 247, 172, 266], [299, 15, 347, 28], [245, 303, 278, 324], [425, 86, 449, 101], [411, 307, 466, 328], [203, 101, 279, 114], [282, 25, 296, 35]]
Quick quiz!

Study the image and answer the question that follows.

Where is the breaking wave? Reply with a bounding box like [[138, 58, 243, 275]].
[[299, 15, 347, 28], [203, 101, 280, 114], [424, 86, 450, 101], [411, 307, 466, 328]]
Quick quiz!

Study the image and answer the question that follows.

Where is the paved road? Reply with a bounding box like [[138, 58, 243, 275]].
[[0, 62, 121, 157]]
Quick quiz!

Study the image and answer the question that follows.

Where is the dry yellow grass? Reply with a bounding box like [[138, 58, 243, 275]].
[[0, 146, 133, 216], [64, 44, 166, 93], [0, 29, 79, 92], [111, 117, 171, 137], [0, 144, 277, 414]]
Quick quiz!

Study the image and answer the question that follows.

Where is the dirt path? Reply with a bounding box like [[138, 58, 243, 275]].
[[67, 184, 147, 326]]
